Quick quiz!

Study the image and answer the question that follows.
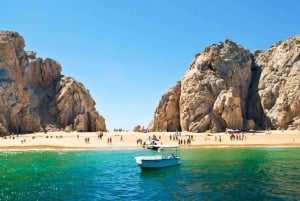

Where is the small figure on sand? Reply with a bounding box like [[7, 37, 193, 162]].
[[84, 137, 90, 144], [107, 137, 112, 144]]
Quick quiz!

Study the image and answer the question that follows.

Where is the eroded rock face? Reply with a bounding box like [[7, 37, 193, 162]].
[[255, 35, 300, 129], [25, 58, 61, 88], [150, 35, 300, 132], [0, 31, 106, 134], [56, 77, 106, 132], [180, 40, 252, 132], [148, 81, 181, 132], [0, 31, 40, 133]]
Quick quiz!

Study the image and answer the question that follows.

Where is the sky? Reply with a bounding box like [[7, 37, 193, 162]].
[[1, 0, 299, 131]]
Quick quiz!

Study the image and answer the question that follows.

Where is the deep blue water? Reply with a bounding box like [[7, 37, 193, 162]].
[[0, 147, 300, 201]]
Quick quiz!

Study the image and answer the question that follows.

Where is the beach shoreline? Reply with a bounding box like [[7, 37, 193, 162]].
[[1, 130, 300, 150]]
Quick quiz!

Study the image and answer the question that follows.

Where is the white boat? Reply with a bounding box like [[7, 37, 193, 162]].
[[144, 143, 162, 150], [143, 137, 162, 150], [135, 145, 181, 170]]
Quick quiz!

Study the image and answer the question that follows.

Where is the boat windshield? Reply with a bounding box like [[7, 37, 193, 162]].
[[158, 146, 180, 157]]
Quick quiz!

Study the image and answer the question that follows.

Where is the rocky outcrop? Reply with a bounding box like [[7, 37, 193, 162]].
[[254, 35, 300, 129], [0, 31, 106, 134], [56, 77, 106, 132], [149, 35, 300, 132], [148, 81, 181, 131]]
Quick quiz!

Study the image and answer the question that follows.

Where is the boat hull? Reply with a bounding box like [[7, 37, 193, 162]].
[[135, 156, 180, 170], [144, 145, 161, 150]]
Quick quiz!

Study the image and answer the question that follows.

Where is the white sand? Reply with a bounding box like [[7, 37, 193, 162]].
[[0, 130, 300, 150]]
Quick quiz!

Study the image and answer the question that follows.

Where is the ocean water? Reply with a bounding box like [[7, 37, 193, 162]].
[[0, 147, 299, 201]]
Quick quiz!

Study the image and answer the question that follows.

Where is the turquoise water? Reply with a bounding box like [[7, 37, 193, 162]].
[[0, 148, 300, 201]]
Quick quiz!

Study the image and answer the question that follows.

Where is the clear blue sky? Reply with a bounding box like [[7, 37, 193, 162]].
[[1, 0, 299, 130]]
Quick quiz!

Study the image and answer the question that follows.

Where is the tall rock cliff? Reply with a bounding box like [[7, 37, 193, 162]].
[[254, 35, 300, 130], [149, 35, 300, 132], [0, 31, 106, 134], [148, 81, 181, 131]]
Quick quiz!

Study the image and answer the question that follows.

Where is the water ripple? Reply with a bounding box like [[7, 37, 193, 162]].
[[0, 148, 299, 201]]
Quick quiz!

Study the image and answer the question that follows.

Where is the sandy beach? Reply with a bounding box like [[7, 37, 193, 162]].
[[1, 130, 300, 150]]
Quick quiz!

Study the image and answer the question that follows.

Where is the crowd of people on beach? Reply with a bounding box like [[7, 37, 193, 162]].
[[168, 132, 193, 145], [178, 138, 192, 145], [230, 133, 246, 141], [2, 129, 299, 149]]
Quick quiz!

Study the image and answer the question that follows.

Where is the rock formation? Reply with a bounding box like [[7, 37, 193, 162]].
[[254, 35, 300, 130], [149, 35, 300, 132], [148, 81, 181, 131], [0, 31, 106, 134]]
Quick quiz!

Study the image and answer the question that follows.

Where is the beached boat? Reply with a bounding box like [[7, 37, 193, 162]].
[[143, 137, 162, 150], [135, 145, 181, 170], [144, 143, 162, 150]]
